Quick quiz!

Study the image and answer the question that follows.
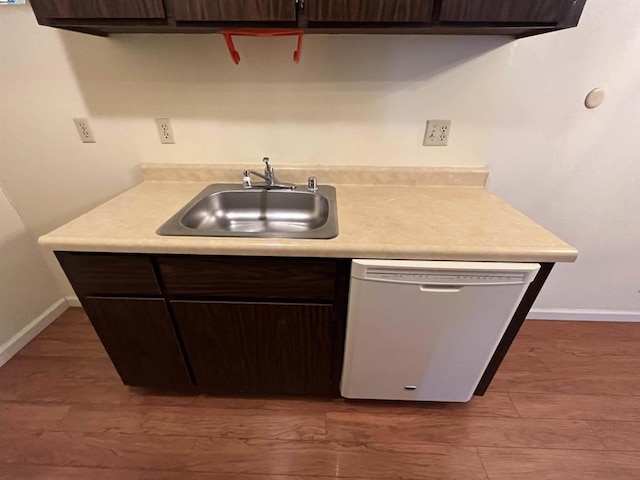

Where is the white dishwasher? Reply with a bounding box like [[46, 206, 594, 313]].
[[341, 259, 540, 402]]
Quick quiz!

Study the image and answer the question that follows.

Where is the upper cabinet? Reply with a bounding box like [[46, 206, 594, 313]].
[[174, 0, 297, 23], [31, 0, 166, 20], [305, 0, 434, 24], [439, 0, 570, 24], [29, 0, 587, 38]]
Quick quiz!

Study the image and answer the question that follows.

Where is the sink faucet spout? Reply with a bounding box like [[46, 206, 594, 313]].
[[242, 157, 296, 190]]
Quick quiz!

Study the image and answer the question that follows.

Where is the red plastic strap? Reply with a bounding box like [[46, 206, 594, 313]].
[[221, 29, 304, 65]]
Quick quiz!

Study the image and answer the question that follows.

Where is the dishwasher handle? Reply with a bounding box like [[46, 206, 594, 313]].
[[419, 285, 462, 293]]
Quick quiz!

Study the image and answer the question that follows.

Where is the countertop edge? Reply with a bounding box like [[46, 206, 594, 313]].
[[38, 235, 579, 263]]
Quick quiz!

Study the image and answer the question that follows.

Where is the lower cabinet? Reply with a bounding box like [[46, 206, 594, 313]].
[[82, 297, 193, 390], [56, 252, 349, 397], [171, 301, 336, 395]]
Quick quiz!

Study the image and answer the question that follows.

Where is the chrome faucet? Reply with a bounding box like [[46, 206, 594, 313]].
[[243, 157, 296, 190]]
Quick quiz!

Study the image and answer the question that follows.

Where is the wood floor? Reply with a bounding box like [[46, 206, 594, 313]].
[[1, 308, 640, 479]]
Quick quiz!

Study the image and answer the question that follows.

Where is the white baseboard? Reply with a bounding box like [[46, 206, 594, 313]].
[[527, 308, 640, 323], [0, 299, 69, 367], [66, 295, 81, 307]]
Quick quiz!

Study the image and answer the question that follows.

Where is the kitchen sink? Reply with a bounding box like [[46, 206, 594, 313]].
[[157, 184, 338, 239]]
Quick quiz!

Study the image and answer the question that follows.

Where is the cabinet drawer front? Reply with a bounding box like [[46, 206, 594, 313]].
[[56, 252, 161, 297], [157, 256, 337, 301], [32, 0, 166, 19], [306, 0, 433, 23], [172, 300, 335, 395], [439, 0, 565, 24], [175, 0, 297, 22], [83, 297, 192, 390]]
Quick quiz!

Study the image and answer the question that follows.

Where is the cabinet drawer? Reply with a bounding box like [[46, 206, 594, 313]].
[[31, 0, 166, 19], [439, 0, 565, 24], [306, 0, 433, 23], [157, 256, 337, 301], [175, 0, 297, 22], [55, 252, 160, 297]]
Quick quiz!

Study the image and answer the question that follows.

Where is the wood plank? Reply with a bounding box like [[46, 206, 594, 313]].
[[0, 466, 321, 480], [478, 447, 640, 480], [326, 412, 605, 450], [0, 356, 119, 382], [490, 371, 640, 396], [510, 393, 640, 421], [511, 337, 640, 356], [0, 465, 141, 480], [0, 403, 71, 432], [59, 405, 326, 440], [539, 352, 640, 375], [263, 391, 520, 418], [19, 336, 105, 358], [519, 320, 640, 340], [188, 438, 487, 479], [0, 431, 194, 471], [497, 351, 549, 372], [588, 421, 640, 451]]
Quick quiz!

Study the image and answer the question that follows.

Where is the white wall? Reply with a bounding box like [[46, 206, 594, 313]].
[[0, 0, 638, 316], [0, 181, 65, 362]]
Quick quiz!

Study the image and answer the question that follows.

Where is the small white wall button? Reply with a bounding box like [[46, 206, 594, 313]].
[[585, 88, 605, 109]]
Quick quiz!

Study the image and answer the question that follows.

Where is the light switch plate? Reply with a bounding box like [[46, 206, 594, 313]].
[[423, 120, 452, 146]]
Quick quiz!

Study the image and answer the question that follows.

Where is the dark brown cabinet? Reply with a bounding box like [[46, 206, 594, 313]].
[[305, 0, 434, 23], [156, 255, 337, 301], [56, 252, 350, 396], [172, 301, 336, 395], [439, 0, 571, 24], [30, 0, 166, 20], [82, 297, 192, 390], [29, 0, 587, 38], [174, 0, 297, 23]]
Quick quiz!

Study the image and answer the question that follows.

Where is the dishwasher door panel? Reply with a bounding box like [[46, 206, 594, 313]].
[[341, 260, 539, 402]]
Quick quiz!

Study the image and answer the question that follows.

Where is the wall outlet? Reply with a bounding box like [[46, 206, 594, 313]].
[[423, 120, 452, 146], [155, 118, 175, 144], [73, 118, 96, 143]]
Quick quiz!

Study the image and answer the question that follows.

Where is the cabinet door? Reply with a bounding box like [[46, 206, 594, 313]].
[[172, 301, 336, 395], [30, 0, 166, 19], [82, 297, 192, 390], [439, 0, 567, 24], [306, 0, 433, 23], [175, 0, 297, 22]]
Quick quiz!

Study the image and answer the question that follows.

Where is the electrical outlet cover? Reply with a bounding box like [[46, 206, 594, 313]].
[[73, 118, 96, 143], [155, 118, 175, 144], [423, 120, 452, 146]]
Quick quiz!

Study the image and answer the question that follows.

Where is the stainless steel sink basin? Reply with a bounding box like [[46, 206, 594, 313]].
[[157, 184, 338, 239]]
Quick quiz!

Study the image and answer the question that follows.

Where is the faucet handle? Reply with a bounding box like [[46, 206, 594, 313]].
[[307, 176, 318, 193], [243, 170, 252, 189], [262, 157, 274, 176]]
